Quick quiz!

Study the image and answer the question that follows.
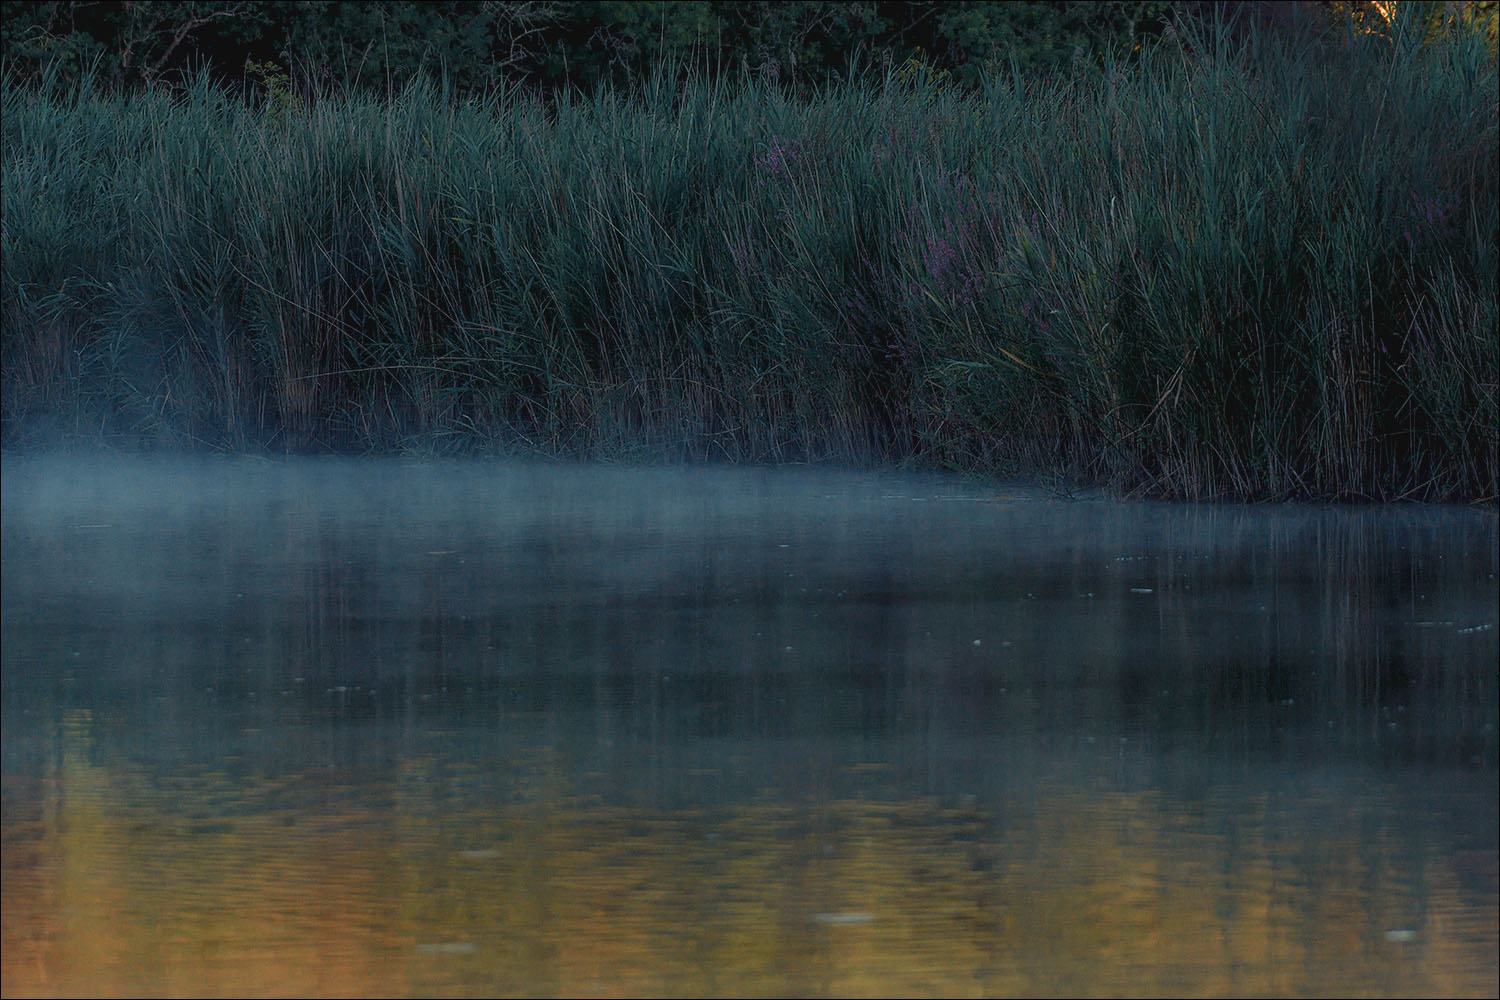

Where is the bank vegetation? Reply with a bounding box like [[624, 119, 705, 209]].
[[2, 8, 1495, 500]]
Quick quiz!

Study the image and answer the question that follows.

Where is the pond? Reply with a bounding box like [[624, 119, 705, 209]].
[[2, 454, 1496, 998]]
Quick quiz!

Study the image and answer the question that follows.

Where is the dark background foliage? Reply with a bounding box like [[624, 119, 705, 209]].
[[11, 0, 1485, 96]]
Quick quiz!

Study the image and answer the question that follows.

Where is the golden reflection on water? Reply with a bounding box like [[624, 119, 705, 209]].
[[3, 711, 1495, 999], [3, 458, 1497, 997]]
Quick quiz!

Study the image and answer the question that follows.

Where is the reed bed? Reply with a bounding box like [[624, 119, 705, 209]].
[[3, 14, 1495, 500]]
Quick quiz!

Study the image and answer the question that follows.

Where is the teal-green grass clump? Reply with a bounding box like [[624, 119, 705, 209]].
[[3, 13, 1495, 500]]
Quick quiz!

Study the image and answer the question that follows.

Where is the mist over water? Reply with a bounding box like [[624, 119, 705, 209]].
[[3, 455, 1497, 998]]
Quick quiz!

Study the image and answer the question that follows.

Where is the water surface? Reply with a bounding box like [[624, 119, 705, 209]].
[[3, 455, 1496, 997]]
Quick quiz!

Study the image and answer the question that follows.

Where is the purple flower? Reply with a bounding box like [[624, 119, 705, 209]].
[[728, 236, 757, 268], [1021, 289, 1052, 334], [754, 135, 802, 180], [1404, 193, 1453, 250], [923, 235, 957, 282]]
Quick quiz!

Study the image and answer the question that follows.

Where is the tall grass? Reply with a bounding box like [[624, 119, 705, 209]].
[[3, 12, 1495, 500]]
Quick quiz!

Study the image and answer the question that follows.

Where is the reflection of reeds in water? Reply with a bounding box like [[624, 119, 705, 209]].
[[1, 10, 1495, 500], [3, 458, 1494, 996], [2, 458, 1493, 770], [1142, 505, 1500, 766]]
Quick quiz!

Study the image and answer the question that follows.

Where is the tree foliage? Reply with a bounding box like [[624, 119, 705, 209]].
[[0, 0, 1188, 94], [9, 1, 1489, 98]]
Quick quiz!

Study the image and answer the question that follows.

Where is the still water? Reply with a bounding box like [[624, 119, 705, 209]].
[[2, 455, 1496, 998]]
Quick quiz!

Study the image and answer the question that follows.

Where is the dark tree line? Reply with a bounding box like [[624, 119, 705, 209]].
[[8, 0, 1487, 97]]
